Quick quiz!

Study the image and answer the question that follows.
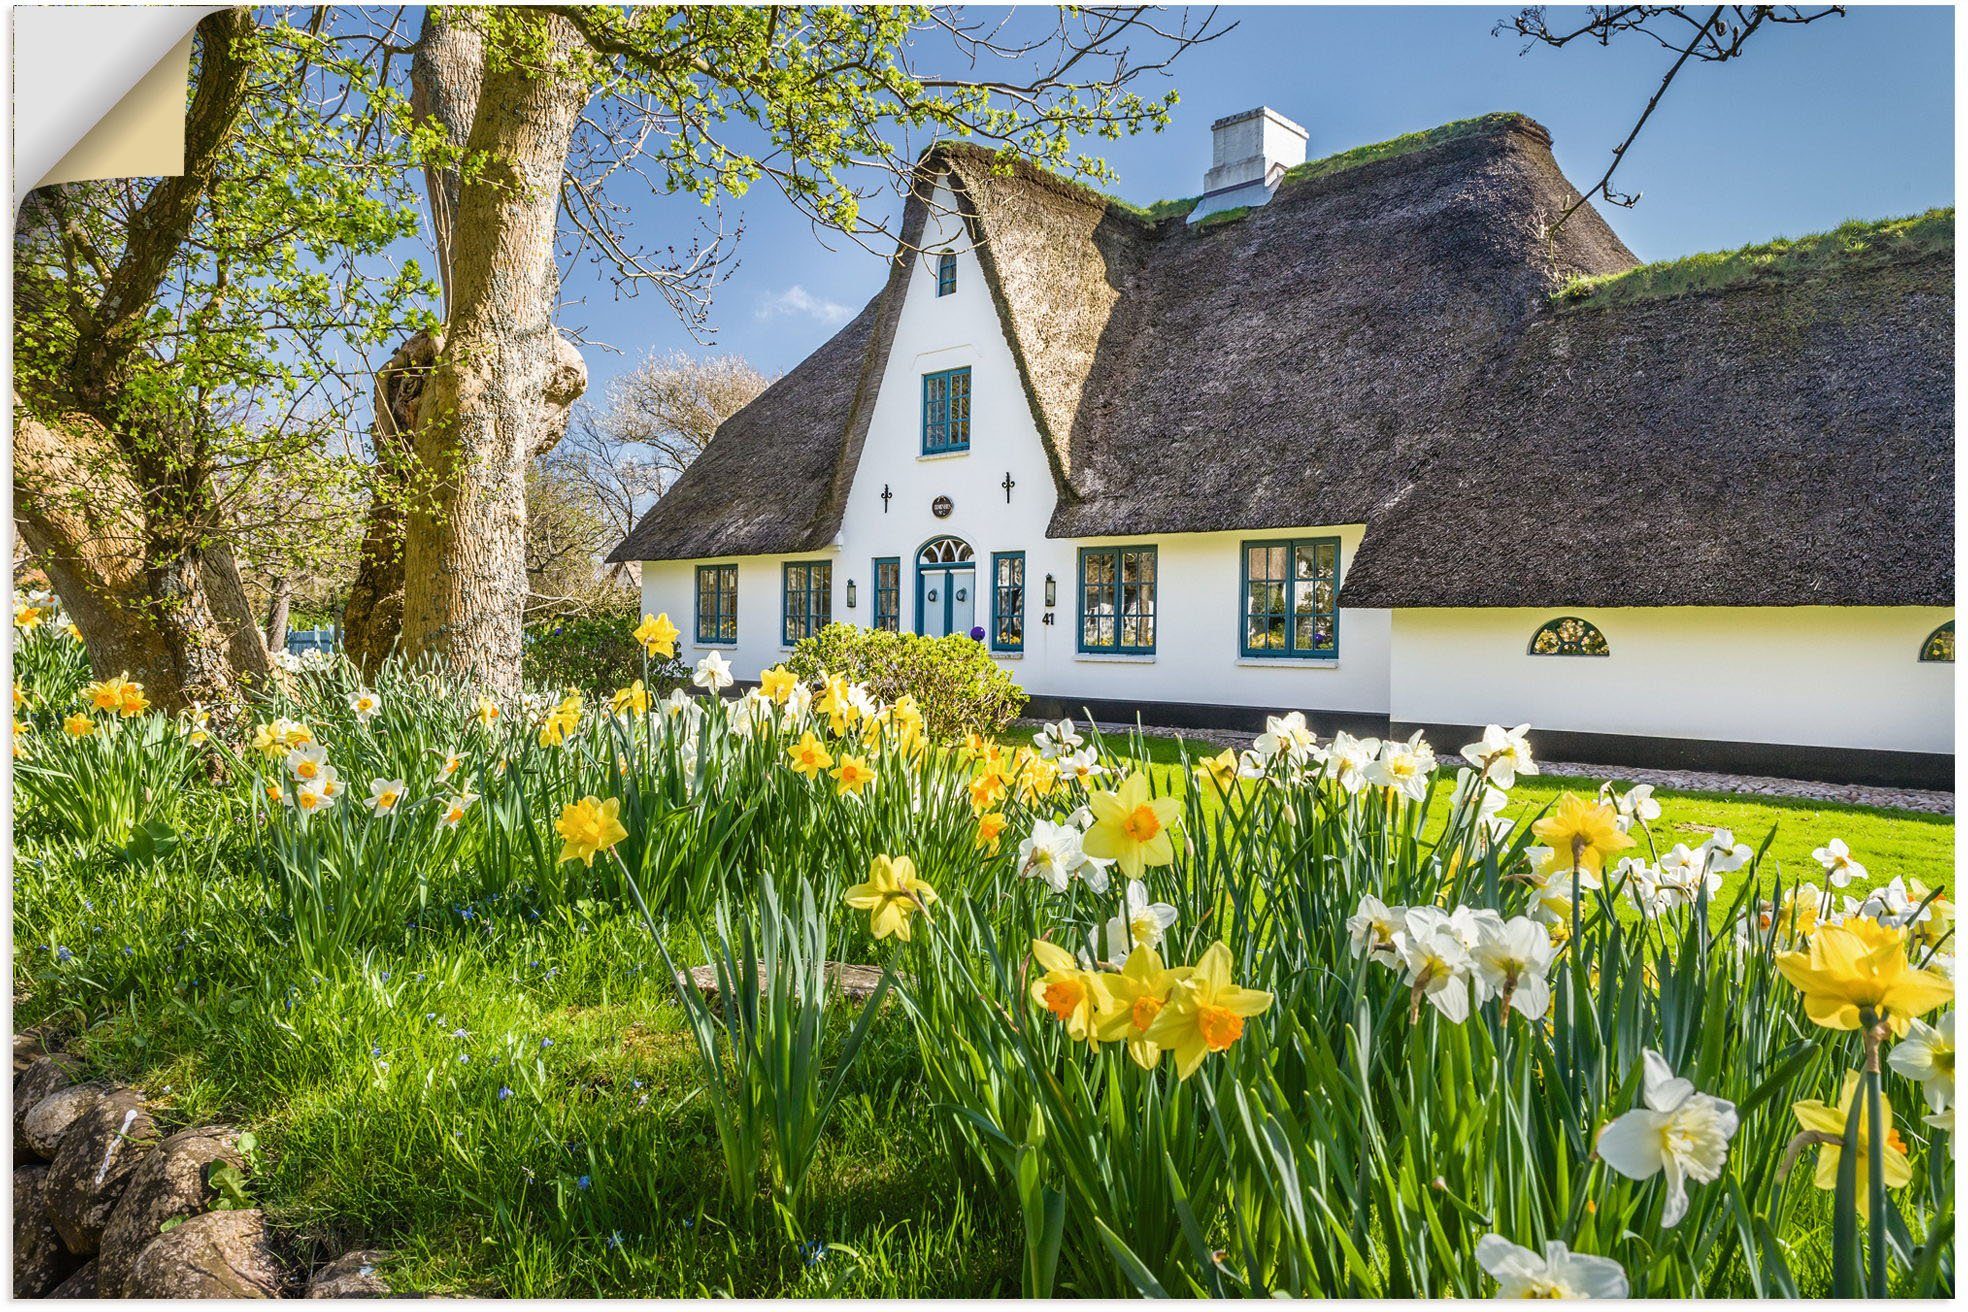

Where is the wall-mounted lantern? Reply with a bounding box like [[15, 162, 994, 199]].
[[845, 578, 858, 609], [1043, 573, 1057, 608]]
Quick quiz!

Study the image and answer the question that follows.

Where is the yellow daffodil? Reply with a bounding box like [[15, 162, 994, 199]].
[[816, 675, 857, 734], [13, 684, 23, 710], [555, 795, 629, 866], [1530, 792, 1635, 877], [888, 695, 927, 757], [1791, 1071, 1912, 1215], [787, 731, 834, 778], [958, 732, 993, 764], [610, 680, 650, 717], [539, 693, 582, 747], [634, 612, 679, 659], [85, 673, 148, 717], [1776, 919, 1954, 1035], [62, 712, 95, 738], [832, 754, 877, 797], [1144, 941, 1273, 1080], [1083, 771, 1183, 879], [975, 811, 1007, 853], [14, 604, 44, 631], [759, 665, 799, 705], [12, 716, 29, 758], [64, 622, 81, 641], [1095, 945, 1192, 1069], [474, 696, 500, 726], [1030, 939, 1109, 1047], [843, 854, 937, 942], [969, 768, 1008, 816], [1193, 749, 1240, 793]]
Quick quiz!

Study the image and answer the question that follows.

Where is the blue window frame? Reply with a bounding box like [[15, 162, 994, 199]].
[[936, 251, 957, 296], [1240, 537, 1339, 659], [921, 367, 971, 455], [694, 563, 737, 644], [781, 560, 832, 646], [1078, 545, 1156, 655], [990, 551, 1025, 652], [872, 557, 901, 632]]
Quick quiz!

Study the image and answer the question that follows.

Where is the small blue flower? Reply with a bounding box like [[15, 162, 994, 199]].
[[606, 1231, 623, 1250], [498, 1086, 513, 1101], [451, 1027, 470, 1039], [122, 947, 134, 957], [425, 1012, 437, 1022], [576, 1174, 592, 1190], [372, 1046, 383, 1057], [54, 946, 72, 963], [457, 1053, 469, 1063], [630, 1079, 644, 1090], [540, 1038, 553, 1049], [379, 971, 391, 982]]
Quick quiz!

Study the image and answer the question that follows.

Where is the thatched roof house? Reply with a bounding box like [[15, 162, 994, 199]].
[[614, 109, 1954, 787]]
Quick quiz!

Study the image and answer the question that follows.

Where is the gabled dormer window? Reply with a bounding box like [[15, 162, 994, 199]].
[[922, 367, 971, 455], [936, 251, 957, 296]]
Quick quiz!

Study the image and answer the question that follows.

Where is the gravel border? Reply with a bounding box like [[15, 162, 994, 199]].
[[1020, 719, 1955, 816]]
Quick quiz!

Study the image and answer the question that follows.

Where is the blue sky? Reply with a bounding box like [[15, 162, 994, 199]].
[[557, 4, 1953, 397]]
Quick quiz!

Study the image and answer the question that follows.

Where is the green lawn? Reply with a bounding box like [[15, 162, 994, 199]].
[[1006, 724, 1955, 895]]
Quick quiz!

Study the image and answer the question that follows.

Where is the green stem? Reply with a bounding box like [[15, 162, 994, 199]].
[[1861, 1010, 1888, 1298]]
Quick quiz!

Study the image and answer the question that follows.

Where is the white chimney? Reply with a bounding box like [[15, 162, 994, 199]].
[[1189, 107, 1307, 224]]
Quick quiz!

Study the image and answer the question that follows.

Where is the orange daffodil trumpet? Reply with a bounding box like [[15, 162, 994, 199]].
[[1030, 939, 1107, 1046], [555, 796, 629, 866], [1082, 771, 1182, 880], [843, 854, 937, 942], [1144, 942, 1272, 1080], [85, 674, 150, 718]]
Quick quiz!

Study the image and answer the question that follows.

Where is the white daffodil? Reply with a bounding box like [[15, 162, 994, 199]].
[[1254, 711, 1318, 764], [286, 781, 336, 818], [1618, 858, 1669, 918], [1810, 837, 1867, 888], [1475, 1235, 1628, 1299], [1924, 1105, 1954, 1156], [1322, 730, 1380, 794], [1851, 875, 1937, 933], [1595, 1049, 1738, 1228], [847, 684, 880, 723], [286, 742, 331, 784], [1470, 915, 1556, 1020], [1094, 879, 1179, 961], [692, 650, 734, 693], [1650, 845, 1722, 910], [318, 766, 344, 800], [347, 688, 382, 723], [1396, 906, 1476, 1023], [1016, 819, 1094, 894], [1058, 747, 1107, 787], [1603, 782, 1661, 832], [1525, 855, 1602, 925], [1461, 723, 1538, 789], [1366, 732, 1437, 802], [1346, 894, 1407, 967], [1887, 1012, 1954, 1112], [1697, 829, 1751, 874], [365, 777, 407, 814], [437, 792, 477, 829], [1032, 718, 1084, 759]]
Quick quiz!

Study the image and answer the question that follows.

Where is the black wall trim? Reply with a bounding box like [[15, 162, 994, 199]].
[[1021, 692, 1953, 791]]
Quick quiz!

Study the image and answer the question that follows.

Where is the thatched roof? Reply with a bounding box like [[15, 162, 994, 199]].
[[611, 114, 1953, 608]]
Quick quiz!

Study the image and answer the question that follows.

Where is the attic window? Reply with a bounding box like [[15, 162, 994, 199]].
[[922, 367, 971, 454], [1529, 616, 1609, 657], [1920, 621, 1954, 663], [935, 251, 956, 296]]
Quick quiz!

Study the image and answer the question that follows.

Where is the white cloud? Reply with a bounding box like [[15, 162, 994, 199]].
[[755, 284, 852, 327]]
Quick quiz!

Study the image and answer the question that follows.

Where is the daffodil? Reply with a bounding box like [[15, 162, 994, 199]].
[[1812, 837, 1867, 889], [634, 612, 679, 659], [1775, 919, 1954, 1035], [365, 777, 407, 814], [1016, 818, 1100, 893], [85, 673, 149, 717], [1032, 717, 1083, 759], [610, 680, 650, 717], [1346, 894, 1407, 966], [1886, 1012, 1954, 1111], [1469, 914, 1556, 1021], [786, 731, 833, 778], [1093, 945, 1191, 1069], [1192, 748, 1241, 793], [286, 743, 329, 783], [1323, 730, 1380, 793], [842, 854, 936, 942], [1530, 792, 1635, 878], [1094, 878, 1179, 962], [975, 811, 1007, 853], [1253, 712, 1318, 764], [759, 665, 799, 704], [14, 603, 44, 632], [474, 696, 500, 726], [1029, 939, 1108, 1046], [1791, 1071, 1912, 1215], [692, 650, 733, 693], [831, 754, 876, 797], [62, 712, 95, 738], [1365, 731, 1437, 802], [1595, 1050, 1739, 1227], [538, 693, 582, 747], [347, 688, 382, 722], [1083, 771, 1181, 880], [438, 793, 477, 829], [1143, 941, 1272, 1080], [1474, 1236, 1627, 1299], [288, 782, 335, 817], [556, 795, 629, 866], [968, 768, 1008, 815], [1461, 722, 1538, 789]]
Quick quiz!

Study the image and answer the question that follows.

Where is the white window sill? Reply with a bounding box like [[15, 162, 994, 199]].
[[990, 650, 1024, 661], [1074, 653, 1156, 664], [1236, 657, 1340, 669], [917, 449, 971, 463], [691, 642, 739, 651]]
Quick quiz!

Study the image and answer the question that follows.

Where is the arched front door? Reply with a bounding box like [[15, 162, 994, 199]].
[[915, 536, 976, 638]]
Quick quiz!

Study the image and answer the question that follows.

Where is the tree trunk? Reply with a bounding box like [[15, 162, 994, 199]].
[[398, 12, 588, 692], [342, 329, 440, 675], [263, 575, 292, 652]]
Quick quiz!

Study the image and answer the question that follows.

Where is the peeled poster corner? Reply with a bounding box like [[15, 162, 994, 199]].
[[11, 6, 214, 207]]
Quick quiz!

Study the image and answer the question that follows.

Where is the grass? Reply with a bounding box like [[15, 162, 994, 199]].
[[1003, 724, 1955, 896], [1278, 111, 1531, 190], [1554, 207, 1954, 310]]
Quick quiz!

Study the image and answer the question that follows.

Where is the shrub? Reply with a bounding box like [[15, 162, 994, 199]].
[[787, 622, 1026, 740], [523, 608, 687, 695]]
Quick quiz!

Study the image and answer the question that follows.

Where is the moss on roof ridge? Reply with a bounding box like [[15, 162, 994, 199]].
[[1277, 111, 1536, 191], [1554, 207, 1954, 310]]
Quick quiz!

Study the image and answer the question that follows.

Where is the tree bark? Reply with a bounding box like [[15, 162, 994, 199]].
[[397, 11, 588, 692], [263, 575, 292, 652], [342, 329, 440, 675]]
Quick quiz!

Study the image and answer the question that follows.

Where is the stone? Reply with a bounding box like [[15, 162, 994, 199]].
[[46, 1259, 97, 1298], [127, 1208, 286, 1298], [307, 1249, 395, 1298], [15, 1030, 57, 1076], [15, 1165, 77, 1297], [43, 1085, 157, 1255], [98, 1126, 244, 1297], [20, 1079, 105, 1161], [681, 960, 885, 1007]]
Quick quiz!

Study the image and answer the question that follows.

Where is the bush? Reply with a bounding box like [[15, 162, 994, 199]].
[[787, 622, 1026, 740], [522, 609, 687, 695]]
